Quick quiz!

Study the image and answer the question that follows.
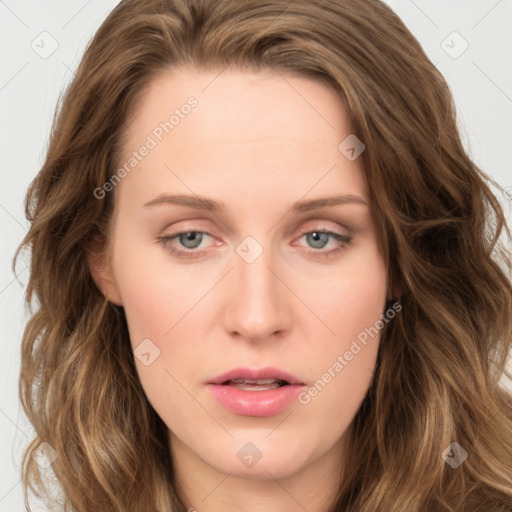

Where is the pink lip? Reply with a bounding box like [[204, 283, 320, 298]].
[[206, 366, 306, 417]]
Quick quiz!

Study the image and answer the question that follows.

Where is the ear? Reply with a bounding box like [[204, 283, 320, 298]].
[[86, 241, 123, 306]]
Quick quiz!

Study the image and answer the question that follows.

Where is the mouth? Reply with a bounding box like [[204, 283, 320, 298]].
[[222, 377, 290, 391], [207, 367, 306, 417], [208, 366, 304, 387]]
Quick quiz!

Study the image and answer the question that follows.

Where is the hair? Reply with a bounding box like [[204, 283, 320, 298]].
[[14, 0, 512, 510]]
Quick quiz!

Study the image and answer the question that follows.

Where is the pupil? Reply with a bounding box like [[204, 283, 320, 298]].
[[180, 232, 202, 249]]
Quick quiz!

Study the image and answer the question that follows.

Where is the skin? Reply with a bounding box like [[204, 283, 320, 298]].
[[89, 67, 388, 512]]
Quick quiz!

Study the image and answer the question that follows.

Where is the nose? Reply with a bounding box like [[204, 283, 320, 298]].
[[222, 244, 293, 344]]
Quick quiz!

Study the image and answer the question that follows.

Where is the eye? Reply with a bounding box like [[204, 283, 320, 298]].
[[157, 230, 214, 258], [174, 231, 206, 249], [157, 227, 352, 259], [294, 228, 352, 257]]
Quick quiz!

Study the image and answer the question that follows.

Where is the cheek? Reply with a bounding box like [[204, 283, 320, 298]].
[[111, 231, 195, 343], [306, 242, 388, 348], [111, 251, 204, 423], [296, 245, 387, 414], [109, 231, 213, 409]]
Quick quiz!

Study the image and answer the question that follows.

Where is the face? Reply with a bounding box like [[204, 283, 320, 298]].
[[92, 67, 388, 482]]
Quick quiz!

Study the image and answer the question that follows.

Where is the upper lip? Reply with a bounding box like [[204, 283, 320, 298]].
[[208, 366, 305, 385]]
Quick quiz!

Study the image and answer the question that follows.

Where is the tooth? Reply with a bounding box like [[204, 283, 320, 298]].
[[229, 381, 282, 391], [229, 378, 279, 384]]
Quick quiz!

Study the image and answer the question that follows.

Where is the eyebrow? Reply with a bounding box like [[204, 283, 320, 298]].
[[143, 193, 368, 212]]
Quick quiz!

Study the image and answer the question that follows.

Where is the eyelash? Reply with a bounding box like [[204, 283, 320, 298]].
[[156, 228, 352, 259]]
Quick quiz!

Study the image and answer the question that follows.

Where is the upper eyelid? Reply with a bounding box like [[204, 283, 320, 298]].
[[161, 226, 347, 238], [161, 218, 351, 237], [295, 224, 350, 236]]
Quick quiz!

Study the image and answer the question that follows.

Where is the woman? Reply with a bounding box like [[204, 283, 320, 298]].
[[15, 0, 512, 510]]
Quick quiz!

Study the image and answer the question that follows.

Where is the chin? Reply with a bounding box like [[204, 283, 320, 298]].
[[200, 437, 317, 480]]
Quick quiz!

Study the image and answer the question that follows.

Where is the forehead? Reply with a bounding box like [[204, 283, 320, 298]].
[[114, 66, 368, 211], [122, 66, 350, 154]]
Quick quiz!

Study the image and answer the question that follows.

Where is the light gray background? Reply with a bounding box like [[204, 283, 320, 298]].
[[1, 1, 511, 510]]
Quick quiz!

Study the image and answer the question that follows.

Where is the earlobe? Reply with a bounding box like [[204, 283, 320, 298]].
[[85, 243, 123, 306]]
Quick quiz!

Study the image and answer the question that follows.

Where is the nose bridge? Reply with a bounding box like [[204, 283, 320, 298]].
[[223, 236, 291, 342]]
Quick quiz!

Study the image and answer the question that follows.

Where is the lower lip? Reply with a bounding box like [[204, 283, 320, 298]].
[[207, 383, 305, 417]]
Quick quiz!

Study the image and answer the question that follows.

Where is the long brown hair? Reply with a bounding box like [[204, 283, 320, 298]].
[[15, 0, 512, 510]]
